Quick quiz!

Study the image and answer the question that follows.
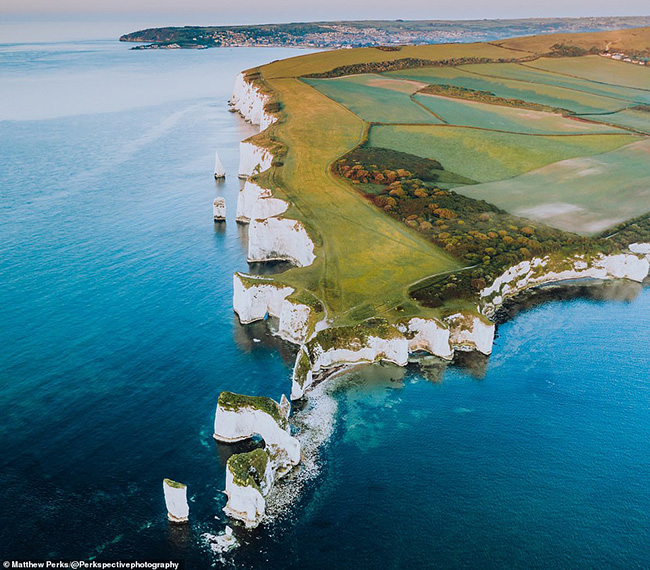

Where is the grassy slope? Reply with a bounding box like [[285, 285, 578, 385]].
[[386, 66, 628, 114], [495, 27, 650, 54], [259, 78, 461, 323], [461, 62, 650, 104]]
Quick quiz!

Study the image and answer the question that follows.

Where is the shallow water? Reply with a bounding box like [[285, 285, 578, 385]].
[[1, 31, 650, 569]]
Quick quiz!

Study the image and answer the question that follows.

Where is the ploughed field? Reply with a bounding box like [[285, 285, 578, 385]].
[[247, 28, 650, 321]]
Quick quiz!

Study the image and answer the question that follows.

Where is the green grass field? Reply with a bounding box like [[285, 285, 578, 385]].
[[455, 139, 650, 235], [462, 62, 650, 105], [385, 66, 628, 114], [303, 75, 441, 124], [414, 92, 626, 134], [524, 56, 650, 91], [575, 109, 650, 135], [368, 125, 636, 182]]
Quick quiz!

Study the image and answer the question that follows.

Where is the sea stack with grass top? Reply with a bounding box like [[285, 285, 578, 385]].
[[163, 478, 189, 523]]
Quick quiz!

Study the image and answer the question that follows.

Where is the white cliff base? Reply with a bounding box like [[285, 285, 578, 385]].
[[223, 449, 274, 528], [163, 479, 189, 523], [213, 197, 226, 222]]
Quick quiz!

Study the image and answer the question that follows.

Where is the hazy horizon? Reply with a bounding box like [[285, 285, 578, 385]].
[[2, 0, 649, 28]]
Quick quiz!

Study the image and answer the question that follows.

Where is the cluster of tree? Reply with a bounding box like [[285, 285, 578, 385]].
[[599, 214, 650, 249], [418, 84, 568, 114], [337, 147, 443, 184], [546, 43, 600, 57], [336, 146, 615, 306], [304, 56, 524, 78]]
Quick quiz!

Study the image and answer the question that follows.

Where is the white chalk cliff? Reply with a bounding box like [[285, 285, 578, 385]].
[[238, 141, 274, 179], [230, 72, 277, 132], [480, 253, 649, 315], [248, 217, 315, 267], [235, 180, 288, 223], [214, 150, 226, 179], [163, 479, 189, 523], [215, 391, 300, 528]]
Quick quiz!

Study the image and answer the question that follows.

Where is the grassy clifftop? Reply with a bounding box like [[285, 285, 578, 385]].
[[244, 26, 650, 327]]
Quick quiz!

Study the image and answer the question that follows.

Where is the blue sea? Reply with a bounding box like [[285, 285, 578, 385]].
[[1, 25, 650, 569]]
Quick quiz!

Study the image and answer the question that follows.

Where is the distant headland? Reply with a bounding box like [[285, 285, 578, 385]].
[[120, 16, 650, 50]]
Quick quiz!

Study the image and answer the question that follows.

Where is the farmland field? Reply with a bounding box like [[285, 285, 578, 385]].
[[525, 56, 650, 91], [385, 66, 628, 114], [246, 26, 650, 322], [413, 93, 626, 134], [368, 125, 636, 182], [461, 62, 650, 105], [303, 75, 441, 124], [576, 109, 650, 135], [455, 139, 650, 235]]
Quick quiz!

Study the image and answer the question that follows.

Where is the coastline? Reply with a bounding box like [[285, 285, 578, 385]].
[[218, 63, 650, 529]]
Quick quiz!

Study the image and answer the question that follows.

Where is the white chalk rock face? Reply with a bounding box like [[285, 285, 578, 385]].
[[235, 181, 288, 224], [214, 150, 226, 179], [629, 243, 650, 255], [230, 72, 277, 132], [223, 448, 274, 528], [213, 197, 226, 221], [291, 326, 409, 400], [596, 253, 649, 281], [403, 318, 453, 360], [232, 273, 293, 324], [480, 253, 650, 315], [277, 298, 312, 345], [248, 217, 315, 267], [251, 196, 289, 222], [238, 141, 273, 179], [236, 180, 268, 223], [163, 479, 189, 523], [446, 314, 495, 355], [213, 391, 301, 469]]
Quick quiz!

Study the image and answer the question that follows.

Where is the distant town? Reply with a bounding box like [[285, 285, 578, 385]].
[[120, 17, 650, 51]]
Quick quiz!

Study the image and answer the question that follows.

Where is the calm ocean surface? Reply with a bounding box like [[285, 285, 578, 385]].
[[1, 27, 649, 569]]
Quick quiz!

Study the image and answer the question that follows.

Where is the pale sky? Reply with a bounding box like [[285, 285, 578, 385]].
[[1, 0, 648, 26]]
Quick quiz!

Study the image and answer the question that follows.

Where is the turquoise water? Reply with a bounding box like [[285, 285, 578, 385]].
[[2, 33, 650, 569]]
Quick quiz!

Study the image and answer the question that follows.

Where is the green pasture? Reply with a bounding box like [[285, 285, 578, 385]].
[[525, 56, 650, 92], [303, 75, 441, 124], [368, 124, 637, 182], [455, 139, 650, 235], [385, 67, 627, 114], [576, 108, 650, 135], [461, 62, 650, 105], [414, 92, 625, 134]]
